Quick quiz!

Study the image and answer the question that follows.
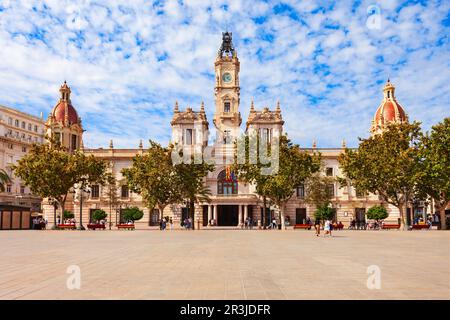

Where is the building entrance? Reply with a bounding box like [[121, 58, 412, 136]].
[[218, 205, 238, 226]]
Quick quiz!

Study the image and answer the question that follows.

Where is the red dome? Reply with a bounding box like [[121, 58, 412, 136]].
[[371, 80, 408, 133], [52, 101, 79, 125], [374, 100, 407, 123]]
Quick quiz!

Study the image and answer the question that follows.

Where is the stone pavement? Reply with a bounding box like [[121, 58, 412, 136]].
[[0, 229, 449, 300]]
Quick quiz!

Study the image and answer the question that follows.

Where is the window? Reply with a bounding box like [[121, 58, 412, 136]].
[[28, 123, 32, 131], [326, 184, 335, 197], [21, 121, 25, 129], [7, 155, 13, 164], [21, 133, 25, 139], [22, 146, 27, 152], [121, 185, 129, 199], [7, 143, 13, 149], [296, 184, 305, 199], [71, 134, 77, 150], [387, 91, 390, 98], [260, 128, 272, 144], [6, 185, 11, 193], [20, 186, 25, 194], [34, 125, 38, 132], [15, 119, 19, 127], [223, 130, 231, 144], [54, 132, 61, 143], [224, 102, 231, 113], [295, 208, 307, 224], [184, 129, 193, 145], [217, 169, 238, 195], [326, 167, 333, 176], [91, 185, 100, 199], [8, 117, 12, 125]]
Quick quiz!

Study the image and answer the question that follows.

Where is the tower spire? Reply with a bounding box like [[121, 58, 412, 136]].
[[59, 80, 71, 102]]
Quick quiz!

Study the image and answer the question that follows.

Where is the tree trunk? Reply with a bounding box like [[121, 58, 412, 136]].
[[60, 200, 66, 223], [158, 204, 166, 220], [439, 206, 447, 230], [189, 198, 195, 230], [398, 203, 407, 231], [279, 203, 286, 231], [262, 196, 267, 229]]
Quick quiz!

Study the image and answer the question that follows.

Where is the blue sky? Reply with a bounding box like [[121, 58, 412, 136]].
[[0, 0, 448, 148]]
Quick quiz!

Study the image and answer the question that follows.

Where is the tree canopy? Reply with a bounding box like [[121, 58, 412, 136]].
[[415, 117, 450, 229], [366, 205, 389, 221], [339, 122, 422, 230], [12, 141, 108, 216], [92, 209, 107, 222], [305, 172, 335, 209], [122, 140, 182, 218], [122, 207, 144, 222], [234, 134, 321, 229]]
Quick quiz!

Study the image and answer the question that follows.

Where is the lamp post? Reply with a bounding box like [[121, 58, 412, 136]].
[[78, 188, 90, 230]]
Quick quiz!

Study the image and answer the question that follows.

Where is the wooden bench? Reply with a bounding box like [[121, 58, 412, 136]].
[[117, 224, 135, 230], [382, 224, 400, 230], [412, 224, 430, 230], [57, 224, 76, 230], [87, 223, 106, 230], [294, 224, 312, 230]]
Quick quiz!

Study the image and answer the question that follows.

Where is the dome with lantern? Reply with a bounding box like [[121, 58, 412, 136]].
[[49, 81, 81, 126], [371, 79, 408, 134]]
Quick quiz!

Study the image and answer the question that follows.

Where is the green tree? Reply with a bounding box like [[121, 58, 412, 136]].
[[0, 169, 11, 192], [232, 133, 272, 228], [103, 174, 119, 228], [122, 140, 181, 221], [415, 118, 450, 230], [339, 122, 421, 230], [92, 209, 107, 222], [366, 205, 389, 221], [63, 210, 74, 220], [172, 149, 214, 230], [12, 141, 108, 227], [314, 206, 335, 221], [122, 207, 144, 222], [305, 172, 335, 209], [237, 135, 321, 230]]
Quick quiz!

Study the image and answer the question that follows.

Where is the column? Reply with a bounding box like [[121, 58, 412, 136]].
[[238, 205, 242, 227], [214, 204, 218, 226], [244, 205, 248, 223], [207, 205, 212, 226]]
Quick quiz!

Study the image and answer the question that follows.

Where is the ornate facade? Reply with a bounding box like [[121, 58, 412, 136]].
[[41, 32, 414, 229]]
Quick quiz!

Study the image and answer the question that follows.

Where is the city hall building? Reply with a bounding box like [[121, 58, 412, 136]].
[[5, 32, 421, 229]]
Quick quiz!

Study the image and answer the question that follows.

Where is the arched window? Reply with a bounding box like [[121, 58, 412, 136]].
[[217, 169, 238, 195]]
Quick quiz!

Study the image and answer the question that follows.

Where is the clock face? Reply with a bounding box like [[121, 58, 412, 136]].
[[222, 72, 232, 83]]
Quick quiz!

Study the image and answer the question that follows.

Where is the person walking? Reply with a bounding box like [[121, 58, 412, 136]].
[[314, 218, 321, 237], [324, 219, 331, 237], [169, 217, 173, 230]]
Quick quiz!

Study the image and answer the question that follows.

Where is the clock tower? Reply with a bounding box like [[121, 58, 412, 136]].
[[213, 32, 242, 145]]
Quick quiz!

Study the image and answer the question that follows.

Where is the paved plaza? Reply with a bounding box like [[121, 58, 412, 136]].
[[0, 229, 449, 300]]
